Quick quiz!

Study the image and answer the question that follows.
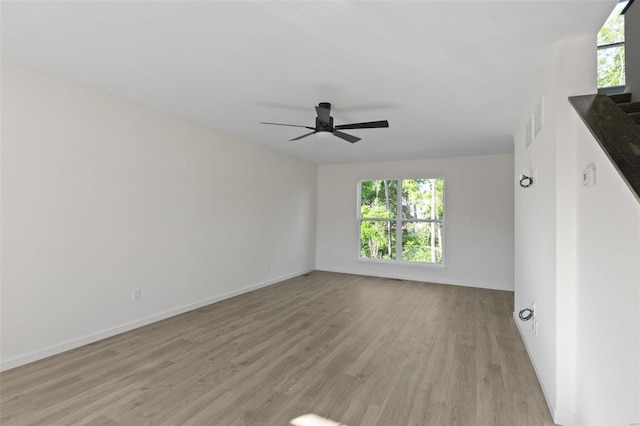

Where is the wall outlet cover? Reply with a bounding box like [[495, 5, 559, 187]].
[[583, 165, 596, 187], [525, 115, 533, 148], [534, 97, 544, 137]]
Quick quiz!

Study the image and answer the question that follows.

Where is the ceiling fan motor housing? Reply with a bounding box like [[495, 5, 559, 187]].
[[315, 116, 334, 133]]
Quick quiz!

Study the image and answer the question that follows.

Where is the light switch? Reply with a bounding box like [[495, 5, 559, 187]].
[[583, 165, 596, 188]]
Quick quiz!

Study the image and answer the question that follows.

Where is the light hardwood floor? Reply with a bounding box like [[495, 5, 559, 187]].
[[0, 271, 554, 426]]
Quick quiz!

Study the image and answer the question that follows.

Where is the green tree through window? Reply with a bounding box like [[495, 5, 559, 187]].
[[598, 1, 628, 88], [359, 179, 444, 263]]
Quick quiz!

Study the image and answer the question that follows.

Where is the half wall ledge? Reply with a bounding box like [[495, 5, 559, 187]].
[[569, 94, 640, 203]]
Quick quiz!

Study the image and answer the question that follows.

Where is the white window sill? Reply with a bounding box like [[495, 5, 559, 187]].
[[357, 257, 447, 269]]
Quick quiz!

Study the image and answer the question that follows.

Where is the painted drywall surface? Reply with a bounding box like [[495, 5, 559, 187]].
[[513, 36, 597, 424], [0, 64, 317, 369], [626, 1, 639, 100], [316, 154, 514, 291], [553, 37, 599, 425], [574, 116, 640, 425], [513, 48, 559, 419]]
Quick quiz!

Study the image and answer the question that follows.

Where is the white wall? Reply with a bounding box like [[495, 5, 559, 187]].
[[513, 36, 596, 424], [514, 33, 640, 425], [316, 154, 514, 291], [626, 1, 639, 100], [0, 64, 317, 370], [574, 118, 640, 426], [513, 48, 559, 421]]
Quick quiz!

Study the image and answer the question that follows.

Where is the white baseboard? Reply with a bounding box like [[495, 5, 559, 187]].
[[553, 410, 574, 426], [0, 268, 314, 372], [512, 312, 573, 426], [317, 267, 514, 292]]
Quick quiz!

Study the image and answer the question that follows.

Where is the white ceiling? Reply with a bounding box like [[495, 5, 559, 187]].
[[1, 1, 614, 164]]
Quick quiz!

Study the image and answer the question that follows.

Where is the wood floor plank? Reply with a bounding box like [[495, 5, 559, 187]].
[[0, 271, 554, 425]]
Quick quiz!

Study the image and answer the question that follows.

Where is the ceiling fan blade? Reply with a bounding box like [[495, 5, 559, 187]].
[[261, 122, 314, 130], [334, 120, 389, 130], [290, 132, 315, 141], [333, 130, 361, 144], [315, 103, 331, 125]]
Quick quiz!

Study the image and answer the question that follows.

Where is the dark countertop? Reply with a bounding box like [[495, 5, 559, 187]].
[[569, 94, 640, 202]]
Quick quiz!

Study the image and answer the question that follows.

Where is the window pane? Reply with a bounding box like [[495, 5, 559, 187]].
[[360, 180, 397, 218], [597, 2, 626, 46], [598, 45, 626, 88], [360, 220, 396, 260], [402, 221, 443, 263], [402, 178, 444, 220]]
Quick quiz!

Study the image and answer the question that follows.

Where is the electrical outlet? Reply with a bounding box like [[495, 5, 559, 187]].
[[531, 301, 536, 331], [132, 288, 141, 301]]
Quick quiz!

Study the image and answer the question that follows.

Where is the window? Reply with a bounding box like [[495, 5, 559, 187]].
[[597, 1, 628, 88], [359, 178, 444, 264]]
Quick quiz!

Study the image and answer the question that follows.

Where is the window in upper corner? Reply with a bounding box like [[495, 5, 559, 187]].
[[358, 178, 444, 264], [597, 1, 628, 88]]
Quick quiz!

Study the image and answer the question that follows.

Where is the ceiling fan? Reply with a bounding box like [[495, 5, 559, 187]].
[[261, 102, 389, 143]]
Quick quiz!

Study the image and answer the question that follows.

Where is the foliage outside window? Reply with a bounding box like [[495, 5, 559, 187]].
[[359, 179, 444, 264], [597, 1, 628, 88]]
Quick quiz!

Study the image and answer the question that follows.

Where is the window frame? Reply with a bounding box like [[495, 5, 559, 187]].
[[357, 178, 445, 266], [597, 0, 628, 89], [597, 42, 626, 89]]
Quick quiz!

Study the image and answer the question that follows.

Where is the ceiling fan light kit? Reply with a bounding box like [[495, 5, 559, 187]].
[[261, 102, 389, 144]]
